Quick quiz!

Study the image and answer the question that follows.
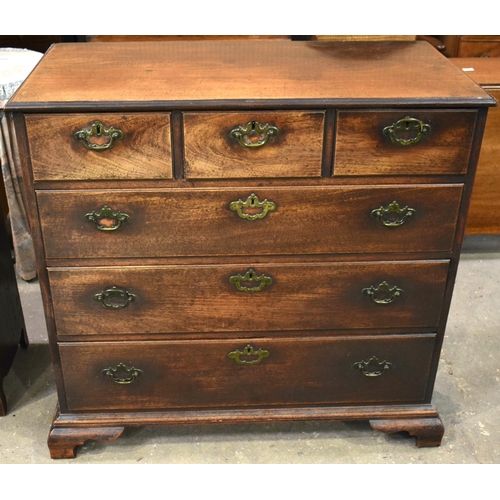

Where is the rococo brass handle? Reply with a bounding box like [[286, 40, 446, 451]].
[[103, 363, 142, 384], [85, 205, 130, 231], [229, 193, 277, 221], [229, 121, 279, 148], [228, 344, 270, 365], [95, 286, 137, 309], [74, 120, 124, 151], [229, 268, 273, 293], [362, 281, 403, 305], [371, 201, 416, 227], [354, 356, 392, 377], [382, 116, 431, 146]]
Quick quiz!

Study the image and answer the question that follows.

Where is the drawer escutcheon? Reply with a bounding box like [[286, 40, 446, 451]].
[[362, 281, 403, 305], [228, 345, 270, 365], [74, 120, 124, 151], [371, 201, 416, 227], [382, 116, 431, 146], [229, 193, 276, 220], [354, 356, 392, 377], [103, 363, 142, 384], [229, 269, 273, 293], [229, 121, 279, 148]]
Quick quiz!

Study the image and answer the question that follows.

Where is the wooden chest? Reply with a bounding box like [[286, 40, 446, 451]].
[[450, 58, 500, 234], [6, 41, 495, 458]]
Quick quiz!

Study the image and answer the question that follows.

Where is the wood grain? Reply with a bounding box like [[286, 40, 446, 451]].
[[26, 113, 172, 180], [183, 111, 324, 178], [36, 185, 463, 259], [335, 110, 477, 175], [58, 334, 436, 411], [7, 41, 494, 108], [48, 261, 449, 335]]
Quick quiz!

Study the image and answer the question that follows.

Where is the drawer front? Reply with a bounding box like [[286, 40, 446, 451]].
[[59, 334, 437, 411], [334, 110, 477, 175], [26, 113, 173, 181], [183, 111, 324, 178], [37, 185, 463, 259], [48, 261, 449, 335]]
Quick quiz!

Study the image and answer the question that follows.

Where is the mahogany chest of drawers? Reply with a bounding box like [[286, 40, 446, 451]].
[[6, 40, 495, 458]]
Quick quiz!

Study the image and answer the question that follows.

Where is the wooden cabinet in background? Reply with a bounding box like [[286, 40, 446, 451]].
[[450, 58, 500, 234], [440, 36, 500, 58]]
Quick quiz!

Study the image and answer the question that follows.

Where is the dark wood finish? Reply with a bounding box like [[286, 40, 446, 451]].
[[58, 334, 436, 411], [37, 185, 463, 259], [7, 41, 493, 456], [48, 261, 449, 335], [370, 417, 445, 447], [48, 423, 124, 459], [7, 42, 494, 109], [26, 113, 172, 181], [335, 110, 477, 176], [183, 111, 324, 179], [0, 212, 27, 415], [449, 59, 500, 234]]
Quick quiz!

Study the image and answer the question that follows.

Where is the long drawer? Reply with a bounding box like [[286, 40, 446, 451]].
[[59, 334, 437, 411], [48, 260, 449, 335], [37, 185, 463, 259]]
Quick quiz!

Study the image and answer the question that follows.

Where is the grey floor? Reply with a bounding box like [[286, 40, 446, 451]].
[[1, 235, 500, 464]]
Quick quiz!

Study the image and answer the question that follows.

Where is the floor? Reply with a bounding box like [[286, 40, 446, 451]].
[[1, 235, 499, 465]]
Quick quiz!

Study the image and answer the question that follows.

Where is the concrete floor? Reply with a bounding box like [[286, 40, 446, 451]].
[[1, 235, 500, 464]]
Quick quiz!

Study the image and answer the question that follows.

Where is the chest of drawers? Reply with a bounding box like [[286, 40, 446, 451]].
[[6, 40, 495, 458]]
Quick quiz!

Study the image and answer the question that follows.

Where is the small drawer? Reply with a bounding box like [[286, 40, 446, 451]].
[[334, 109, 477, 175], [26, 113, 173, 181], [183, 111, 325, 178], [58, 334, 437, 411], [48, 260, 449, 336], [37, 184, 463, 260]]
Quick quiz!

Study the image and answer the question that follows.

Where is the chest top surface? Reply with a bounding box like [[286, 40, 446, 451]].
[[7, 41, 496, 110]]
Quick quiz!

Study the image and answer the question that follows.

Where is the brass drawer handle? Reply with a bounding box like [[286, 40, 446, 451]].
[[228, 344, 270, 365], [229, 121, 279, 148], [362, 281, 403, 305], [74, 120, 124, 151], [103, 363, 142, 384], [229, 268, 272, 293], [85, 205, 130, 231], [382, 116, 431, 146], [229, 193, 277, 220], [354, 356, 392, 377], [371, 201, 416, 227], [95, 286, 137, 309]]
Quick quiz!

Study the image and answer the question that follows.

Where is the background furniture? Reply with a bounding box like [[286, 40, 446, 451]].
[[450, 58, 500, 234], [439, 36, 500, 58], [0, 189, 27, 415], [7, 40, 494, 458], [0, 47, 42, 281]]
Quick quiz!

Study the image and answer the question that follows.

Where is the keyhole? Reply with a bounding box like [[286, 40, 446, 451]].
[[96, 123, 102, 135], [251, 121, 256, 130]]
